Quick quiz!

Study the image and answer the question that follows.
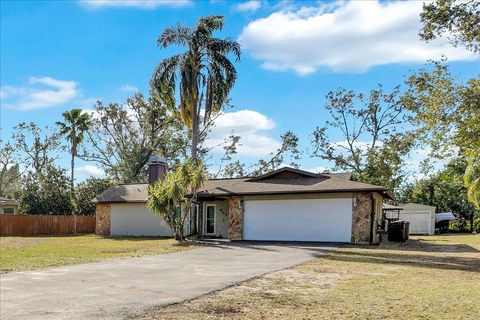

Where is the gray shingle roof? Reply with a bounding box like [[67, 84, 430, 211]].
[[197, 176, 390, 198], [325, 172, 353, 181], [92, 168, 391, 203], [92, 184, 148, 204]]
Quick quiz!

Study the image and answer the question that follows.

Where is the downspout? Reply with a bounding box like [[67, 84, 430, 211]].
[[369, 193, 375, 244]]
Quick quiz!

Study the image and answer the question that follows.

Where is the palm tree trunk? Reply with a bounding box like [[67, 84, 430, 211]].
[[189, 108, 199, 235], [70, 150, 75, 191], [71, 148, 76, 234]]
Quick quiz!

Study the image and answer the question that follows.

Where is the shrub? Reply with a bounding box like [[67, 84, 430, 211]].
[[75, 178, 114, 215]]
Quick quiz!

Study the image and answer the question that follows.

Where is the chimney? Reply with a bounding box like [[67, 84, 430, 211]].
[[148, 156, 167, 185]]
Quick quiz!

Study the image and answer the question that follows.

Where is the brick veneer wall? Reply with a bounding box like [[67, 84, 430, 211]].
[[95, 203, 111, 235], [228, 196, 244, 240], [351, 192, 372, 243]]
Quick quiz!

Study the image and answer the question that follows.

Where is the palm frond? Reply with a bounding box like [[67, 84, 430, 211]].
[[157, 25, 192, 48]]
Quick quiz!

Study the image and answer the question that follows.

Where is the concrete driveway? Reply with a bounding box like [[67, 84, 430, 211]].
[[0, 242, 338, 320]]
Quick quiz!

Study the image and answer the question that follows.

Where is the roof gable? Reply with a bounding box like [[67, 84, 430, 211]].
[[248, 167, 325, 181]]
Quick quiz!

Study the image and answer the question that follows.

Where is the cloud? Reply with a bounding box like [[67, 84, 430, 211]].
[[234, 0, 261, 12], [78, 0, 192, 9], [0, 77, 79, 111], [238, 1, 476, 74], [75, 97, 100, 109], [75, 165, 105, 179], [205, 109, 281, 157], [120, 84, 138, 93]]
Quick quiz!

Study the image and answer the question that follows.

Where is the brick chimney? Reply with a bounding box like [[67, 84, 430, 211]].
[[148, 156, 167, 185]]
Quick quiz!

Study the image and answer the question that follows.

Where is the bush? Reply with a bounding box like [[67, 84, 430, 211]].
[[474, 216, 480, 233], [449, 215, 480, 233], [75, 178, 114, 215]]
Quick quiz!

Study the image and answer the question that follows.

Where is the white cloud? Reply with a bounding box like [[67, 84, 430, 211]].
[[234, 0, 261, 12], [120, 84, 138, 93], [0, 77, 79, 111], [78, 0, 192, 9], [75, 97, 100, 109], [205, 109, 280, 157], [75, 165, 105, 179], [238, 0, 476, 74]]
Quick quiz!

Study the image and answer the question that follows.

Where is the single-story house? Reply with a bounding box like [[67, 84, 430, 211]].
[[0, 197, 19, 215], [93, 158, 394, 244], [392, 203, 436, 235]]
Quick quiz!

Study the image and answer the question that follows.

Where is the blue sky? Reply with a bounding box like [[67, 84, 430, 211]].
[[1, 0, 478, 181]]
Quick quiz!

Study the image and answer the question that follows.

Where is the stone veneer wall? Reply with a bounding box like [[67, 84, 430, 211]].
[[351, 192, 372, 243], [95, 203, 111, 235], [228, 196, 244, 240]]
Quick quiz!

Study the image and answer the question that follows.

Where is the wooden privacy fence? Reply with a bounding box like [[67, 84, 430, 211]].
[[0, 214, 96, 236]]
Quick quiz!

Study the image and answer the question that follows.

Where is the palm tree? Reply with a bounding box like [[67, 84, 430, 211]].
[[56, 109, 91, 190], [151, 15, 241, 161], [147, 159, 208, 241]]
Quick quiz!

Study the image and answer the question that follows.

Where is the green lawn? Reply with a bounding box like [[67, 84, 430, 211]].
[[141, 234, 480, 320], [0, 235, 195, 272]]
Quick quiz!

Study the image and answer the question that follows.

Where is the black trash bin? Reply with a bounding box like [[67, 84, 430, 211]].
[[404, 221, 410, 241], [388, 220, 408, 242]]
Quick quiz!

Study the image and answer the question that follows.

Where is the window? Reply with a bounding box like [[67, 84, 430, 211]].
[[174, 207, 181, 220], [3, 207, 14, 214], [205, 205, 216, 234]]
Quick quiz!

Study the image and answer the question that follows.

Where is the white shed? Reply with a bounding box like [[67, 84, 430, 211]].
[[398, 203, 436, 235]]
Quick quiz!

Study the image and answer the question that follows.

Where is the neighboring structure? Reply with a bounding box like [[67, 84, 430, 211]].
[[396, 203, 436, 235], [93, 160, 393, 244], [0, 197, 19, 215], [382, 203, 403, 221]]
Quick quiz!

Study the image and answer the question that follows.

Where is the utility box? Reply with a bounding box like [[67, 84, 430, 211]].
[[388, 220, 409, 242]]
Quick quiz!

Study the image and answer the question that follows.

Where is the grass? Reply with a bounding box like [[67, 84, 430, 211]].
[[141, 234, 480, 320], [0, 235, 195, 272]]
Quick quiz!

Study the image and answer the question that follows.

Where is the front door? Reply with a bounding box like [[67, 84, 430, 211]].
[[205, 204, 216, 235]]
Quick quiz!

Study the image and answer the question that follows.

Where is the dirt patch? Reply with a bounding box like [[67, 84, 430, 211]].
[[139, 267, 343, 320], [139, 234, 480, 320]]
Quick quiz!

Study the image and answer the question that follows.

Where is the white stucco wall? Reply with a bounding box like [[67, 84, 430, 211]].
[[110, 203, 173, 236]]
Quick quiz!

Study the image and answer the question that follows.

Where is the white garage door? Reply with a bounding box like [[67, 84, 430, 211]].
[[399, 212, 432, 235], [243, 198, 352, 242]]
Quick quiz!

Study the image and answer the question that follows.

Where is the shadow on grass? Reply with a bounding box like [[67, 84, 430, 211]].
[[316, 241, 480, 273], [379, 240, 479, 253]]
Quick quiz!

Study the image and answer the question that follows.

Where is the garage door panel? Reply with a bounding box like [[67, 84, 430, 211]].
[[243, 198, 352, 242], [400, 212, 431, 235]]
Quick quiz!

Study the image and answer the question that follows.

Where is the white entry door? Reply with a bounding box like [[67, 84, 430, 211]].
[[243, 198, 352, 242]]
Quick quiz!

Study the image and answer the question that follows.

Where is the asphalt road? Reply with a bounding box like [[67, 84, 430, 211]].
[[0, 242, 338, 320]]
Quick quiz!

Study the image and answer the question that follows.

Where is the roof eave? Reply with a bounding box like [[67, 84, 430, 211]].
[[91, 200, 147, 204], [196, 188, 391, 198]]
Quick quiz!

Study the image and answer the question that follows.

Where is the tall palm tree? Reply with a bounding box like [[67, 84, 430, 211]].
[[56, 109, 91, 190], [151, 15, 241, 161]]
